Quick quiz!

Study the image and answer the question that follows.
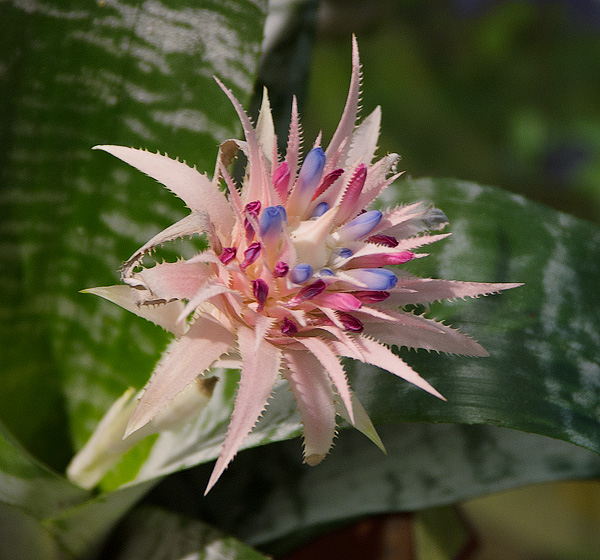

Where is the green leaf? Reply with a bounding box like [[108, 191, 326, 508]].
[[102, 506, 270, 560], [45, 482, 156, 558], [1, 1, 268, 556], [368, 177, 600, 454], [0, 421, 88, 520], [162, 424, 600, 551], [0, 503, 70, 560], [0, 420, 89, 559], [0, 0, 267, 462]]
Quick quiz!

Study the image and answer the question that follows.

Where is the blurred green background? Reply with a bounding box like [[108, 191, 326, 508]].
[[303, 1, 600, 558], [305, 0, 600, 224]]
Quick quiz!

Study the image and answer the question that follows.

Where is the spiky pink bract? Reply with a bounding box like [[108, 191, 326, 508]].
[[87, 37, 521, 493]]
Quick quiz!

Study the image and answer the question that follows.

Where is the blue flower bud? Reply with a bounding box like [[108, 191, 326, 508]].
[[259, 205, 287, 240], [297, 147, 326, 195], [318, 268, 335, 277], [337, 248, 353, 259], [310, 201, 329, 218], [345, 268, 398, 290], [289, 263, 314, 284], [337, 210, 382, 241]]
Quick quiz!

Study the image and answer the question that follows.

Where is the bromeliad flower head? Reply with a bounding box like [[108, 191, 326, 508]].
[[85, 37, 520, 493]]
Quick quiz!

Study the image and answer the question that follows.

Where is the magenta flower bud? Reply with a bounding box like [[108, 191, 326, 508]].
[[273, 261, 289, 277], [281, 317, 298, 335], [367, 234, 399, 247], [338, 312, 364, 333], [259, 205, 287, 242], [344, 268, 398, 290], [240, 242, 261, 269], [337, 210, 383, 242], [349, 251, 414, 268], [353, 290, 391, 303], [219, 247, 237, 265], [273, 161, 291, 200], [287, 280, 327, 306], [252, 278, 269, 311], [289, 263, 313, 284], [245, 200, 261, 215]]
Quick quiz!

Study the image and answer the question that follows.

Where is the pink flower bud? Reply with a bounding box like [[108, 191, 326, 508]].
[[315, 292, 362, 312]]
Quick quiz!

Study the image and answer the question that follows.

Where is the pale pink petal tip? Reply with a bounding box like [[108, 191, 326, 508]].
[[305, 454, 326, 466]]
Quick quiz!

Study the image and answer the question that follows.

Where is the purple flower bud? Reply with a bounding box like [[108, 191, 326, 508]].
[[273, 261, 289, 277], [338, 312, 364, 333], [297, 147, 326, 194], [337, 210, 383, 241], [287, 280, 327, 306], [367, 234, 399, 247], [259, 205, 287, 240], [281, 317, 298, 335], [353, 290, 391, 303], [244, 200, 261, 241], [252, 278, 269, 311], [345, 268, 398, 290], [240, 242, 261, 269], [289, 263, 313, 284], [245, 200, 261, 215], [219, 247, 237, 265], [310, 202, 329, 218]]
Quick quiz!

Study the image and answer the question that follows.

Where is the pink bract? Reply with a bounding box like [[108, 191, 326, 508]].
[[87, 37, 520, 493]]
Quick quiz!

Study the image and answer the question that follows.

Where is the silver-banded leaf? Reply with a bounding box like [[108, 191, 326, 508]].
[[134, 177, 600, 551], [173, 424, 600, 550], [0, 0, 267, 461]]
